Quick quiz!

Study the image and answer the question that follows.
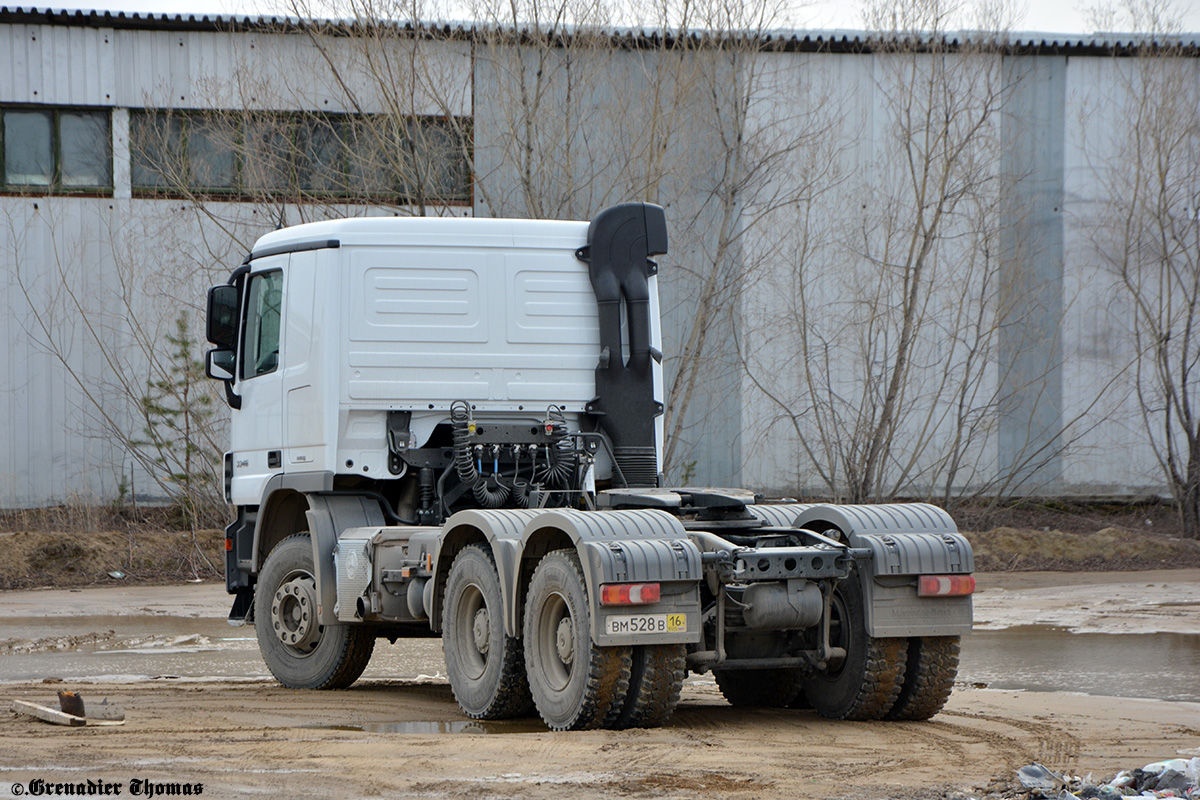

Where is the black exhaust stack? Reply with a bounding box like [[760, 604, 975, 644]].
[[576, 202, 668, 487]]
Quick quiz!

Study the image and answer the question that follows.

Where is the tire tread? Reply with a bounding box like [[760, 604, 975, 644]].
[[884, 635, 960, 721], [444, 544, 534, 719], [615, 644, 686, 728]]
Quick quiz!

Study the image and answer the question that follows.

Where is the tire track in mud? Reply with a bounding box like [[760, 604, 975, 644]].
[[940, 709, 1083, 770]]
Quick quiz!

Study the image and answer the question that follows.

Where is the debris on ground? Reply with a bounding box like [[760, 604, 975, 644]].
[[957, 759, 1200, 799], [10, 691, 126, 728]]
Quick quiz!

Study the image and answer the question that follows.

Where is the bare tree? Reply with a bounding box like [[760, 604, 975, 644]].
[[1083, 0, 1200, 536], [737, 0, 1061, 503], [644, 0, 844, 480], [6, 202, 228, 567]]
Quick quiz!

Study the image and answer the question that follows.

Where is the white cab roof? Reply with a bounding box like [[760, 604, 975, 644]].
[[251, 215, 590, 258]]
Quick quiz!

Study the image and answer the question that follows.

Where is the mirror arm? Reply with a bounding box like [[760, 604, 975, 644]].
[[224, 380, 242, 410]]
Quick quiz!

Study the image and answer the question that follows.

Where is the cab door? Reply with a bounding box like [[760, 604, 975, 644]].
[[229, 257, 287, 505]]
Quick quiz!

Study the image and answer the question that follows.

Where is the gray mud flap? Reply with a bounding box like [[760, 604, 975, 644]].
[[857, 533, 974, 637], [793, 503, 974, 638], [578, 538, 702, 646]]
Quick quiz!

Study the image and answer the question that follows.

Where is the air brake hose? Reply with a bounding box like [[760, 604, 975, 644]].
[[450, 400, 510, 508], [540, 405, 577, 487]]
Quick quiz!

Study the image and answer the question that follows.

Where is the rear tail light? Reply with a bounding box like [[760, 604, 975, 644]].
[[917, 575, 976, 597], [600, 583, 661, 606]]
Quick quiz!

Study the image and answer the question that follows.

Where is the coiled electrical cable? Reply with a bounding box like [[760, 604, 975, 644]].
[[539, 405, 577, 487], [450, 400, 510, 508]]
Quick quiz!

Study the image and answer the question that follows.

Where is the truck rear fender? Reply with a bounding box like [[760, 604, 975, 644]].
[[428, 509, 546, 634], [744, 503, 818, 528], [790, 503, 974, 638], [516, 509, 702, 645]]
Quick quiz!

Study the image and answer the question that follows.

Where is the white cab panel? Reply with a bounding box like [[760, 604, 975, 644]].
[[339, 243, 600, 412]]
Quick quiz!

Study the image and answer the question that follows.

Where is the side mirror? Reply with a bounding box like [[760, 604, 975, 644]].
[[205, 348, 235, 382], [207, 285, 240, 348]]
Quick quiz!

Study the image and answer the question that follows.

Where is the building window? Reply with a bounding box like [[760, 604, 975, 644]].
[[131, 109, 472, 204], [1, 107, 112, 192]]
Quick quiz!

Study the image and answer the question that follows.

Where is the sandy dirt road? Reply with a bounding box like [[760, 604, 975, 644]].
[[2, 572, 1198, 799]]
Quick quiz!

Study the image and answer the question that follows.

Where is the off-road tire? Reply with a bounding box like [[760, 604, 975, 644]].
[[614, 644, 686, 728], [802, 573, 907, 720], [443, 544, 534, 719], [714, 668, 805, 708], [255, 533, 375, 690], [885, 636, 960, 720], [523, 549, 631, 731]]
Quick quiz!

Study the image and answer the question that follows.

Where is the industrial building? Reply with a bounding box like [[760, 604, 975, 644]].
[[1, 6, 1196, 507]]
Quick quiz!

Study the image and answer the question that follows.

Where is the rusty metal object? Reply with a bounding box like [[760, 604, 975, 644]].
[[57, 690, 84, 718]]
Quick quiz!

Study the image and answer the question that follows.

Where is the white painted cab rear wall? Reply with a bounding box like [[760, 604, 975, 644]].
[[229, 215, 664, 503]]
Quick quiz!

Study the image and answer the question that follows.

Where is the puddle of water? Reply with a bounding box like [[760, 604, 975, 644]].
[[308, 719, 547, 734], [0, 616, 446, 684], [3, 614, 1197, 704], [959, 626, 1200, 702]]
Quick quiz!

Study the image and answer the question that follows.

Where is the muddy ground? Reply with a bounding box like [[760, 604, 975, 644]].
[[2, 572, 1199, 799]]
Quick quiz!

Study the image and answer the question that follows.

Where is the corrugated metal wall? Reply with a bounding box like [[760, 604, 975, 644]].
[[0, 18, 1193, 505]]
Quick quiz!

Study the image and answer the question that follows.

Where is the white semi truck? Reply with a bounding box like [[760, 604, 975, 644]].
[[204, 202, 975, 730]]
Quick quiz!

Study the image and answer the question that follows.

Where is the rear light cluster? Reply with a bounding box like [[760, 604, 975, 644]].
[[918, 575, 976, 597], [600, 582, 661, 606]]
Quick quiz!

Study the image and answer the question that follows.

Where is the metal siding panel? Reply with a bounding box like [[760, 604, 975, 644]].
[[998, 55, 1066, 493]]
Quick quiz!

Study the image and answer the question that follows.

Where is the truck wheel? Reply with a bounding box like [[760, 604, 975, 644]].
[[713, 668, 804, 707], [614, 644, 686, 728], [885, 636, 960, 720], [443, 544, 534, 719], [802, 575, 907, 720], [255, 533, 375, 689], [523, 549, 631, 731]]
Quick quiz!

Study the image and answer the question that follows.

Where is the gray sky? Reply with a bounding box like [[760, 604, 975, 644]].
[[44, 0, 1200, 34]]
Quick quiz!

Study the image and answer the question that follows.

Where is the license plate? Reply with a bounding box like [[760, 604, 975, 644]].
[[604, 613, 687, 636]]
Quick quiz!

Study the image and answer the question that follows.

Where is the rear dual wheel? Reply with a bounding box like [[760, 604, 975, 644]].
[[522, 549, 685, 731], [801, 572, 908, 720], [886, 635, 960, 720], [443, 545, 534, 719], [523, 550, 630, 730], [616, 643, 687, 728]]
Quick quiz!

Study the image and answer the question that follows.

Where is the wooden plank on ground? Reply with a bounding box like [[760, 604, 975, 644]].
[[12, 699, 86, 727]]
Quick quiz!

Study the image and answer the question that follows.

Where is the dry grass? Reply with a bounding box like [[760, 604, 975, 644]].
[[1, 500, 1197, 591], [0, 528, 224, 590], [964, 526, 1200, 571]]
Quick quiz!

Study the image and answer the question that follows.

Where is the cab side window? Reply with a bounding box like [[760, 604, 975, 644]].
[[242, 270, 283, 379]]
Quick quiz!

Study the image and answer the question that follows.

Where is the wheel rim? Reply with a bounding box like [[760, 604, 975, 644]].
[[825, 590, 850, 676], [270, 569, 322, 655], [536, 591, 573, 691], [454, 582, 489, 680]]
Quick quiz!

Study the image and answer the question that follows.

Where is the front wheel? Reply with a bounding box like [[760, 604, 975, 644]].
[[255, 533, 375, 689], [522, 549, 630, 731], [801, 573, 907, 720]]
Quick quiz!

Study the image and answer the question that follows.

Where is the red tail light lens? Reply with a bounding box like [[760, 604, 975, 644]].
[[600, 583, 661, 606], [918, 575, 975, 597]]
